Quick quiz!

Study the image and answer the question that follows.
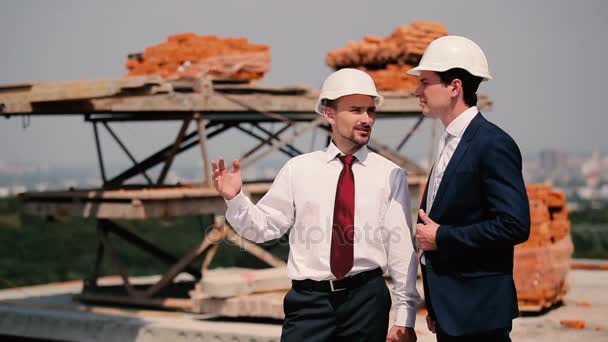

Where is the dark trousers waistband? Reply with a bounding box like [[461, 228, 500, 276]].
[[291, 268, 383, 292]]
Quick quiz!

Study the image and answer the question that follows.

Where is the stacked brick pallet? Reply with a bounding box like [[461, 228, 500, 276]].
[[325, 21, 448, 91], [514, 183, 574, 312], [125, 33, 270, 81]]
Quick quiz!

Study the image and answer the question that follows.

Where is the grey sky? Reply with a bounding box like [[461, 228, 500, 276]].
[[0, 0, 606, 169]]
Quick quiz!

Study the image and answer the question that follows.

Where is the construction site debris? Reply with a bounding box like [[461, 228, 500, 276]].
[[191, 288, 287, 319], [514, 184, 574, 312], [576, 300, 591, 307], [325, 21, 448, 91], [0, 76, 167, 104], [571, 260, 608, 271], [126, 33, 270, 82], [560, 319, 586, 329], [194, 267, 290, 298]]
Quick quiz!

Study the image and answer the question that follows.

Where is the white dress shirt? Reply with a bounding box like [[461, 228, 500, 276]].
[[422, 106, 479, 266], [225, 141, 421, 327], [432, 106, 479, 201]]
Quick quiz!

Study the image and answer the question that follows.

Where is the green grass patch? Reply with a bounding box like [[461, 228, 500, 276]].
[[571, 223, 608, 259], [0, 213, 21, 230], [10, 198, 605, 286], [0, 197, 287, 289]]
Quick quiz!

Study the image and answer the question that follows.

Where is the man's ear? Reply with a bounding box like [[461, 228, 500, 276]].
[[450, 79, 463, 99], [323, 107, 335, 125]]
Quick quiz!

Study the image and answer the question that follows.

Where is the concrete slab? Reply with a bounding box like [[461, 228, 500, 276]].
[[1, 269, 606, 341], [0, 277, 281, 342], [413, 269, 608, 342]]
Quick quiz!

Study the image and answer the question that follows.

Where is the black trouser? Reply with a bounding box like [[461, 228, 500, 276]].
[[436, 327, 512, 342], [280, 271, 391, 341]]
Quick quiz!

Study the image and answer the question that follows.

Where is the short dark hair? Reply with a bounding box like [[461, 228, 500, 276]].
[[437, 68, 482, 107], [321, 98, 340, 111]]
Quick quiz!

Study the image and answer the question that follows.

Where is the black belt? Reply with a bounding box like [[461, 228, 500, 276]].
[[291, 268, 383, 292]]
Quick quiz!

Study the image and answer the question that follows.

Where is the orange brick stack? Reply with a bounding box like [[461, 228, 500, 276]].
[[125, 33, 271, 81], [514, 183, 574, 312], [325, 21, 448, 91], [363, 64, 419, 92]]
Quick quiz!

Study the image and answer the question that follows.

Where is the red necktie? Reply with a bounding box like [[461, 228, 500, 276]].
[[331, 155, 355, 280]]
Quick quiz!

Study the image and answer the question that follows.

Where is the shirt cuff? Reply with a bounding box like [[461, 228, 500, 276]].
[[394, 306, 417, 328], [224, 189, 249, 209]]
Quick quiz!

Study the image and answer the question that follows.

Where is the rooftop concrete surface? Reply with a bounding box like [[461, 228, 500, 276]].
[[0, 269, 606, 341]]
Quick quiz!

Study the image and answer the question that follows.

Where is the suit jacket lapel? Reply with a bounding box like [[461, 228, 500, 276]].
[[419, 168, 431, 218], [430, 113, 486, 215]]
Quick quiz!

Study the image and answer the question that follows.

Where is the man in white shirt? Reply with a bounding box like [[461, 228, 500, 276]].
[[211, 68, 420, 342]]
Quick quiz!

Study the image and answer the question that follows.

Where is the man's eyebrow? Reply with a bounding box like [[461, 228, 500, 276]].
[[350, 105, 376, 111]]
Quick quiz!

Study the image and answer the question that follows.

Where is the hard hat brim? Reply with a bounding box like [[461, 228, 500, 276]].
[[315, 93, 384, 115], [407, 65, 493, 81]]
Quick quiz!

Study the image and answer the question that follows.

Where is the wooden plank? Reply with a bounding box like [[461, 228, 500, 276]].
[[20, 180, 424, 220], [20, 183, 271, 200], [191, 290, 287, 318], [143, 233, 215, 298], [22, 195, 232, 219], [90, 91, 447, 115], [0, 76, 168, 104], [21, 184, 271, 219], [196, 267, 290, 298], [0, 74, 492, 117]]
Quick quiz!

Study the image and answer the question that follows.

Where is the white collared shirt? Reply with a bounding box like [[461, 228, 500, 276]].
[[422, 106, 479, 266], [433, 106, 479, 192], [225, 141, 421, 327]]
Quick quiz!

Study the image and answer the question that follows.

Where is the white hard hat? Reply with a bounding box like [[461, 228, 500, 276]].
[[407, 35, 493, 81], [315, 68, 384, 115]]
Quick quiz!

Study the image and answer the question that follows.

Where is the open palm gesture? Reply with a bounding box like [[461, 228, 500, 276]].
[[211, 157, 242, 200]]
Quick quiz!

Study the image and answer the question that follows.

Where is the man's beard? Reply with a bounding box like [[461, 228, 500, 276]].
[[346, 127, 371, 146]]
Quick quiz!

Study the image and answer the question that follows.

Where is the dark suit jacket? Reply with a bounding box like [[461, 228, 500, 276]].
[[419, 113, 530, 336]]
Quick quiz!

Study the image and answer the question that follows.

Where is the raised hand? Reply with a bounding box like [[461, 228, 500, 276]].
[[211, 157, 242, 200]]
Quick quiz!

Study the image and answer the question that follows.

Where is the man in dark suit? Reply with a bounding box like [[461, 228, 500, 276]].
[[407, 36, 531, 341]]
